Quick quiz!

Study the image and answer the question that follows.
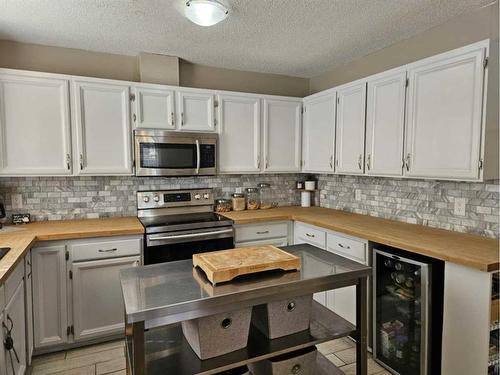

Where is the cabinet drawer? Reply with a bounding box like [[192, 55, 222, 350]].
[[294, 222, 326, 249], [71, 236, 142, 262], [327, 232, 367, 264], [235, 222, 288, 243], [235, 237, 288, 248], [5, 261, 24, 303]]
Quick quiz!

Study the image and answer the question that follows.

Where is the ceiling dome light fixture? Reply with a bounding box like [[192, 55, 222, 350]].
[[185, 0, 229, 26]]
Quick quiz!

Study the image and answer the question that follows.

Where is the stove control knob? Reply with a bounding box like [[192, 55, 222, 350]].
[[203, 193, 210, 199], [153, 195, 160, 202], [143, 196, 150, 203], [194, 194, 201, 200]]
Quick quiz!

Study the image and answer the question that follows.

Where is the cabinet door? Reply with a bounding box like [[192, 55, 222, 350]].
[[32, 245, 68, 349], [73, 80, 132, 175], [366, 70, 406, 176], [71, 256, 140, 342], [0, 313, 5, 375], [133, 86, 175, 129], [218, 94, 261, 173], [302, 93, 336, 173], [0, 73, 72, 176], [263, 99, 301, 172], [24, 252, 33, 365], [405, 46, 486, 180], [335, 82, 367, 175], [5, 282, 26, 375], [176, 90, 215, 132]]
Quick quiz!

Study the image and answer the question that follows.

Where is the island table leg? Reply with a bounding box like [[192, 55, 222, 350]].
[[125, 318, 145, 375], [356, 276, 368, 375]]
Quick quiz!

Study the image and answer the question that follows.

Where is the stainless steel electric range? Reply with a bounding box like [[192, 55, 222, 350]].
[[137, 189, 234, 265]]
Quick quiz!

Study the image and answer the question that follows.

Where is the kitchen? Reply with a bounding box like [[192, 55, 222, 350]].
[[0, 1, 498, 375]]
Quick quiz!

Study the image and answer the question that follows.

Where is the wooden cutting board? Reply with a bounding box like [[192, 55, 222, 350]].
[[192, 245, 301, 285]]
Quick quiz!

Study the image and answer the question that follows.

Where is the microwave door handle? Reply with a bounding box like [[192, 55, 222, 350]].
[[195, 139, 200, 174]]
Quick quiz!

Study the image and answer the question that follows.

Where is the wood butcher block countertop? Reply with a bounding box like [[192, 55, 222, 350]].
[[221, 206, 500, 272], [0, 217, 144, 284]]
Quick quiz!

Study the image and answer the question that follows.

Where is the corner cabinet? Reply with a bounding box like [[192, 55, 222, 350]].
[[217, 94, 261, 173], [335, 81, 367, 175], [365, 69, 407, 177], [176, 90, 215, 132], [0, 72, 72, 176], [262, 98, 302, 172], [404, 43, 487, 180], [132, 85, 175, 130], [72, 79, 133, 175], [302, 92, 336, 173]]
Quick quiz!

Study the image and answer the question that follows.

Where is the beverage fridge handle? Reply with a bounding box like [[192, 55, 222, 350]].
[[195, 140, 200, 174]]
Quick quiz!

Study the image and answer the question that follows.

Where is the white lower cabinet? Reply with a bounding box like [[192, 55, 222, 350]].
[[0, 311, 5, 375], [234, 222, 290, 248], [31, 235, 142, 352], [24, 253, 33, 365], [32, 244, 68, 349], [71, 256, 140, 341]]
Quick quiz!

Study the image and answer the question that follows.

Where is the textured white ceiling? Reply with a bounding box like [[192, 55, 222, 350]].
[[0, 0, 492, 77]]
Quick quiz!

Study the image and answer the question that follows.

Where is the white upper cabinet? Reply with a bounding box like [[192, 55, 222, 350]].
[[132, 85, 175, 130], [365, 69, 407, 176], [72, 79, 133, 175], [405, 43, 487, 180], [263, 98, 302, 172], [335, 81, 367, 175], [0, 72, 72, 176], [176, 90, 215, 132], [302, 93, 336, 173], [218, 94, 261, 173]]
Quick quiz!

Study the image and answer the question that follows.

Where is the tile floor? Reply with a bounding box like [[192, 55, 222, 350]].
[[30, 337, 392, 375]]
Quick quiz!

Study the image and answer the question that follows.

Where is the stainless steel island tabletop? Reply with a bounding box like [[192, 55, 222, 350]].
[[120, 244, 371, 328]]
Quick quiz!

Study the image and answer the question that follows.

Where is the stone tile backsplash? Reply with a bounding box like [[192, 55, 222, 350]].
[[0, 174, 498, 238], [318, 175, 499, 238], [0, 174, 301, 221]]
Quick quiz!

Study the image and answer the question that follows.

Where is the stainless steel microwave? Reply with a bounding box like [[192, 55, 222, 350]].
[[134, 129, 217, 177]]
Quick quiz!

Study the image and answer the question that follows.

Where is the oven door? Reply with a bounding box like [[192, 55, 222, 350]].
[[144, 226, 234, 264], [135, 131, 217, 176]]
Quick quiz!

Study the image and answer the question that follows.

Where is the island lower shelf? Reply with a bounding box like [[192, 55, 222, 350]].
[[125, 301, 355, 375]]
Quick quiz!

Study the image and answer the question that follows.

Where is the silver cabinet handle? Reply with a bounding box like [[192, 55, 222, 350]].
[[195, 140, 200, 174], [366, 154, 371, 171], [256, 231, 270, 235], [66, 154, 71, 170], [171, 112, 175, 126], [305, 233, 315, 238], [405, 153, 411, 171], [338, 243, 351, 249], [133, 113, 137, 122], [257, 156, 261, 169], [98, 248, 117, 253], [181, 112, 184, 126], [329, 155, 333, 169], [79, 154, 84, 170], [358, 154, 363, 170], [265, 158, 269, 169]]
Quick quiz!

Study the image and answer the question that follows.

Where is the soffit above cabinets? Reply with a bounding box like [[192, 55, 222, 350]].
[[0, 0, 492, 78]]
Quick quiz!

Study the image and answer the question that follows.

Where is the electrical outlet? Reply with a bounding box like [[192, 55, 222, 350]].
[[454, 197, 466, 216], [11, 193, 23, 209], [355, 189, 362, 201]]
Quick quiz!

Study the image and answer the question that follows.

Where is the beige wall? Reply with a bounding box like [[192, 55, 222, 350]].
[[0, 40, 308, 97], [0, 40, 140, 81], [309, 1, 499, 93], [179, 62, 308, 97]]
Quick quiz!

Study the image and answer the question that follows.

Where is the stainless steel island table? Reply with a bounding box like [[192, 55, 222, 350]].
[[120, 244, 371, 375]]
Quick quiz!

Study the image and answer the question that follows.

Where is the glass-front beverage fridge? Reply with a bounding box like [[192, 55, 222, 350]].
[[373, 246, 444, 375]]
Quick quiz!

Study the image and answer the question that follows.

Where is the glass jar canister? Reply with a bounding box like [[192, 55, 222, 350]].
[[258, 183, 272, 209], [214, 198, 231, 213], [231, 193, 246, 211], [245, 188, 260, 210]]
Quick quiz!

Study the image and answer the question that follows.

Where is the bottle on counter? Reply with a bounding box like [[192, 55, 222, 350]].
[[231, 193, 246, 211], [258, 183, 272, 209], [246, 188, 260, 210]]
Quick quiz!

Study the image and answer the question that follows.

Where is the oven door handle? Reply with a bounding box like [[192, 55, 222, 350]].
[[149, 228, 233, 241], [195, 139, 200, 174]]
